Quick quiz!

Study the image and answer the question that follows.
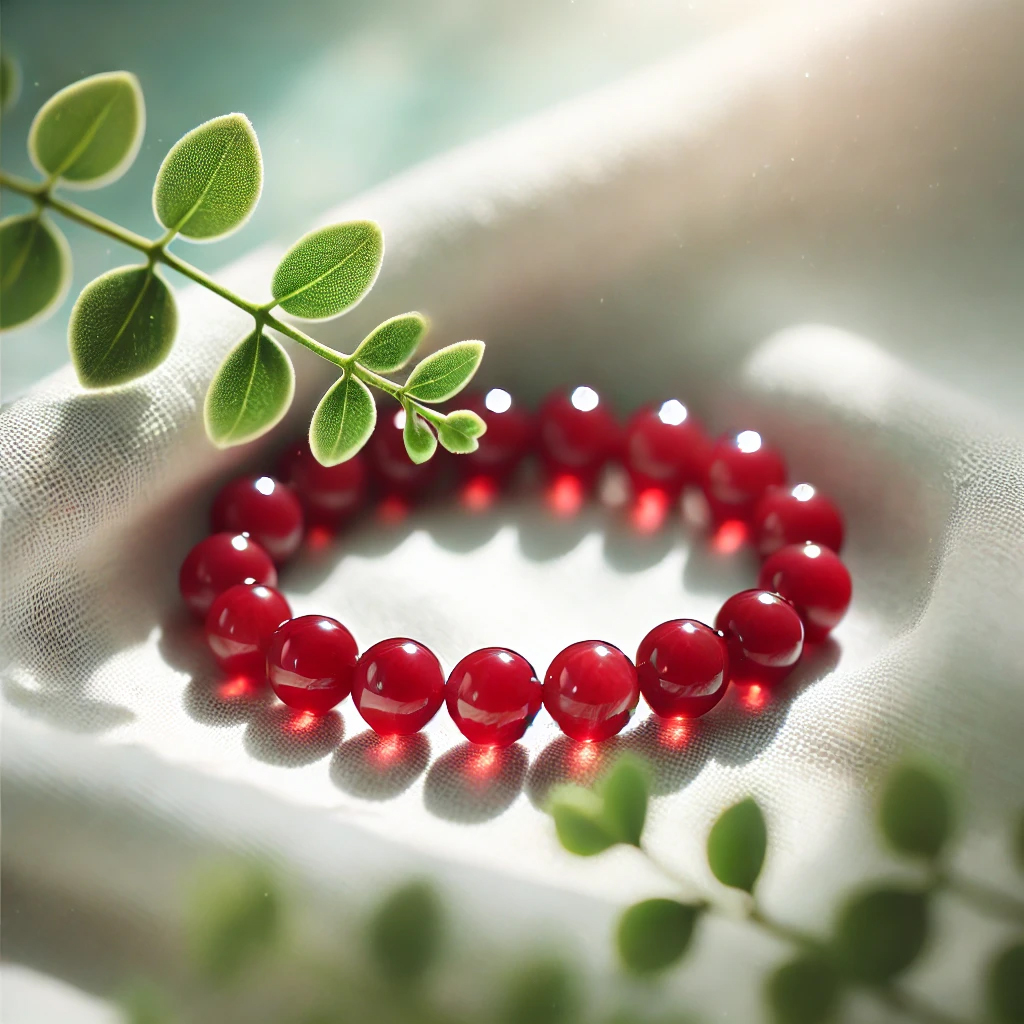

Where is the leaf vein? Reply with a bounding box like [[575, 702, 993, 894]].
[[275, 237, 371, 306]]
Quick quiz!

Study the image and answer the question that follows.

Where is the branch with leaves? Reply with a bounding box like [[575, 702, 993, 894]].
[[549, 757, 1024, 1024], [0, 63, 487, 466]]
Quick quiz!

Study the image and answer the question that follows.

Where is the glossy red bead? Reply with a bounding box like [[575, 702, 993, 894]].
[[350, 637, 445, 736], [211, 476, 304, 562], [624, 400, 711, 494], [458, 389, 535, 479], [537, 387, 621, 477], [758, 542, 852, 641], [205, 583, 292, 677], [543, 640, 639, 742], [715, 589, 804, 686], [266, 614, 359, 714], [704, 431, 787, 521], [367, 409, 442, 495], [446, 647, 542, 747], [277, 437, 368, 524], [636, 619, 730, 718], [179, 532, 277, 616], [752, 483, 844, 556]]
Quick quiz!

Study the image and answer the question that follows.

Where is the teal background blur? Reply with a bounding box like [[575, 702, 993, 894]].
[[0, 0, 755, 401]]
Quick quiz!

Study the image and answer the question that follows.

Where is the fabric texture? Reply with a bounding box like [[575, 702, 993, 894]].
[[3, 0, 1024, 1018]]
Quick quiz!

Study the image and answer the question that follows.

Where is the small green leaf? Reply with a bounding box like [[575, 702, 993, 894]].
[[368, 880, 444, 985], [987, 941, 1024, 1024], [353, 312, 426, 372], [204, 330, 294, 447], [309, 372, 376, 466], [616, 899, 700, 975], [403, 408, 437, 464], [154, 113, 262, 240], [834, 886, 929, 985], [403, 340, 484, 403], [707, 797, 767, 893], [0, 214, 70, 330], [29, 71, 144, 187], [879, 761, 953, 861], [549, 786, 618, 857], [436, 410, 487, 454], [119, 982, 173, 1024], [1, 51, 21, 112], [188, 861, 281, 985], [766, 954, 842, 1024], [498, 958, 580, 1024], [600, 754, 649, 847], [271, 221, 382, 319], [69, 265, 176, 387], [1014, 809, 1024, 874]]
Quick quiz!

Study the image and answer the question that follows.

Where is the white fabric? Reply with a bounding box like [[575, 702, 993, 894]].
[[4, 0, 1024, 1018]]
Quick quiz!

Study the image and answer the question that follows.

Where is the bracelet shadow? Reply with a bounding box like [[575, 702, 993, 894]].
[[329, 730, 431, 801]]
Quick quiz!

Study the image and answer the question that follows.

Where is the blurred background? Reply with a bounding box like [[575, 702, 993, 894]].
[[1, 0, 777, 401]]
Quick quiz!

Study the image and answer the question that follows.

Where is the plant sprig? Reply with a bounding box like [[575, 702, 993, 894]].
[[549, 755, 1024, 1024], [0, 65, 487, 466]]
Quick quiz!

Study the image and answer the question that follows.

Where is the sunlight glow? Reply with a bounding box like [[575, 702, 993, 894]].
[[792, 483, 815, 502], [630, 487, 670, 534], [736, 430, 762, 453], [485, 388, 512, 413], [461, 475, 498, 512], [255, 476, 276, 495], [712, 518, 748, 554], [547, 473, 584, 517], [657, 399, 688, 425], [571, 386, 599, 412]]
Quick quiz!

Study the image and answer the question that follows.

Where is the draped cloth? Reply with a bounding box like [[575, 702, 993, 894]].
[[3, 0, 1023, 1017]]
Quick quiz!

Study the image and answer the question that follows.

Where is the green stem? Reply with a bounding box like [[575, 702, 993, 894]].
[[638, 848, 968, 1024], [0, 169, 421, 409], [936, 869, 1024, 925]]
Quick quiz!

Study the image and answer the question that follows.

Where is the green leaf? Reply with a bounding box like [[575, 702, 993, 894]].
[[707, 797, 767, 893], [987, 941, 1024, 1024], [766, 954, 842, 1024], [69, 265, 177, 387], [0, 214, 70, 330], [204, 330, 294, 447], [29, 71, 144, 187], [403, 408, 437, 464], [1, 51, 21, 112], [153, 113, 262, 241], [498, 958, 580, 1024], [549, 786, 618, 857], [616, 898, 699, 975], [600, 754, 649, 847], [834, 886, 929, 985], [353, 312, 426, 372], [436, 410, 487, 454], [403, 340, 484, 403], [118, 982, 173, 1024], [368, 880, 444, 985], [878, 761, 953, 861], [271, 221, 382, 319], [187, 861, 281, 985], [309, 372, 376, 466]]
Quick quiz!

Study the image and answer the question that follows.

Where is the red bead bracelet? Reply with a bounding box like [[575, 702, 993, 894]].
[[178, 387, 852, 748]]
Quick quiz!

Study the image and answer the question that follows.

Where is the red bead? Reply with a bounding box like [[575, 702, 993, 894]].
[[350, 637, 445, 736], [446, 647, 542, 747], [458, 389, 535, 479], [758, 542, 852, 641], [715, 589, 804, 686], [179, 532, 277, 616], [205, 583, 292, 677], [367, 409, 442, 496], [636, 619, 730, 718], [624, 400, 711, 494], [543, 640, 639, 742], [751, 483, 845, 556], [277, 437, 368, 524], [266, 615, 359, 714], [704, 431, 787, 521], [537, 387, 621, 477], [211, 476, 305, 562]]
